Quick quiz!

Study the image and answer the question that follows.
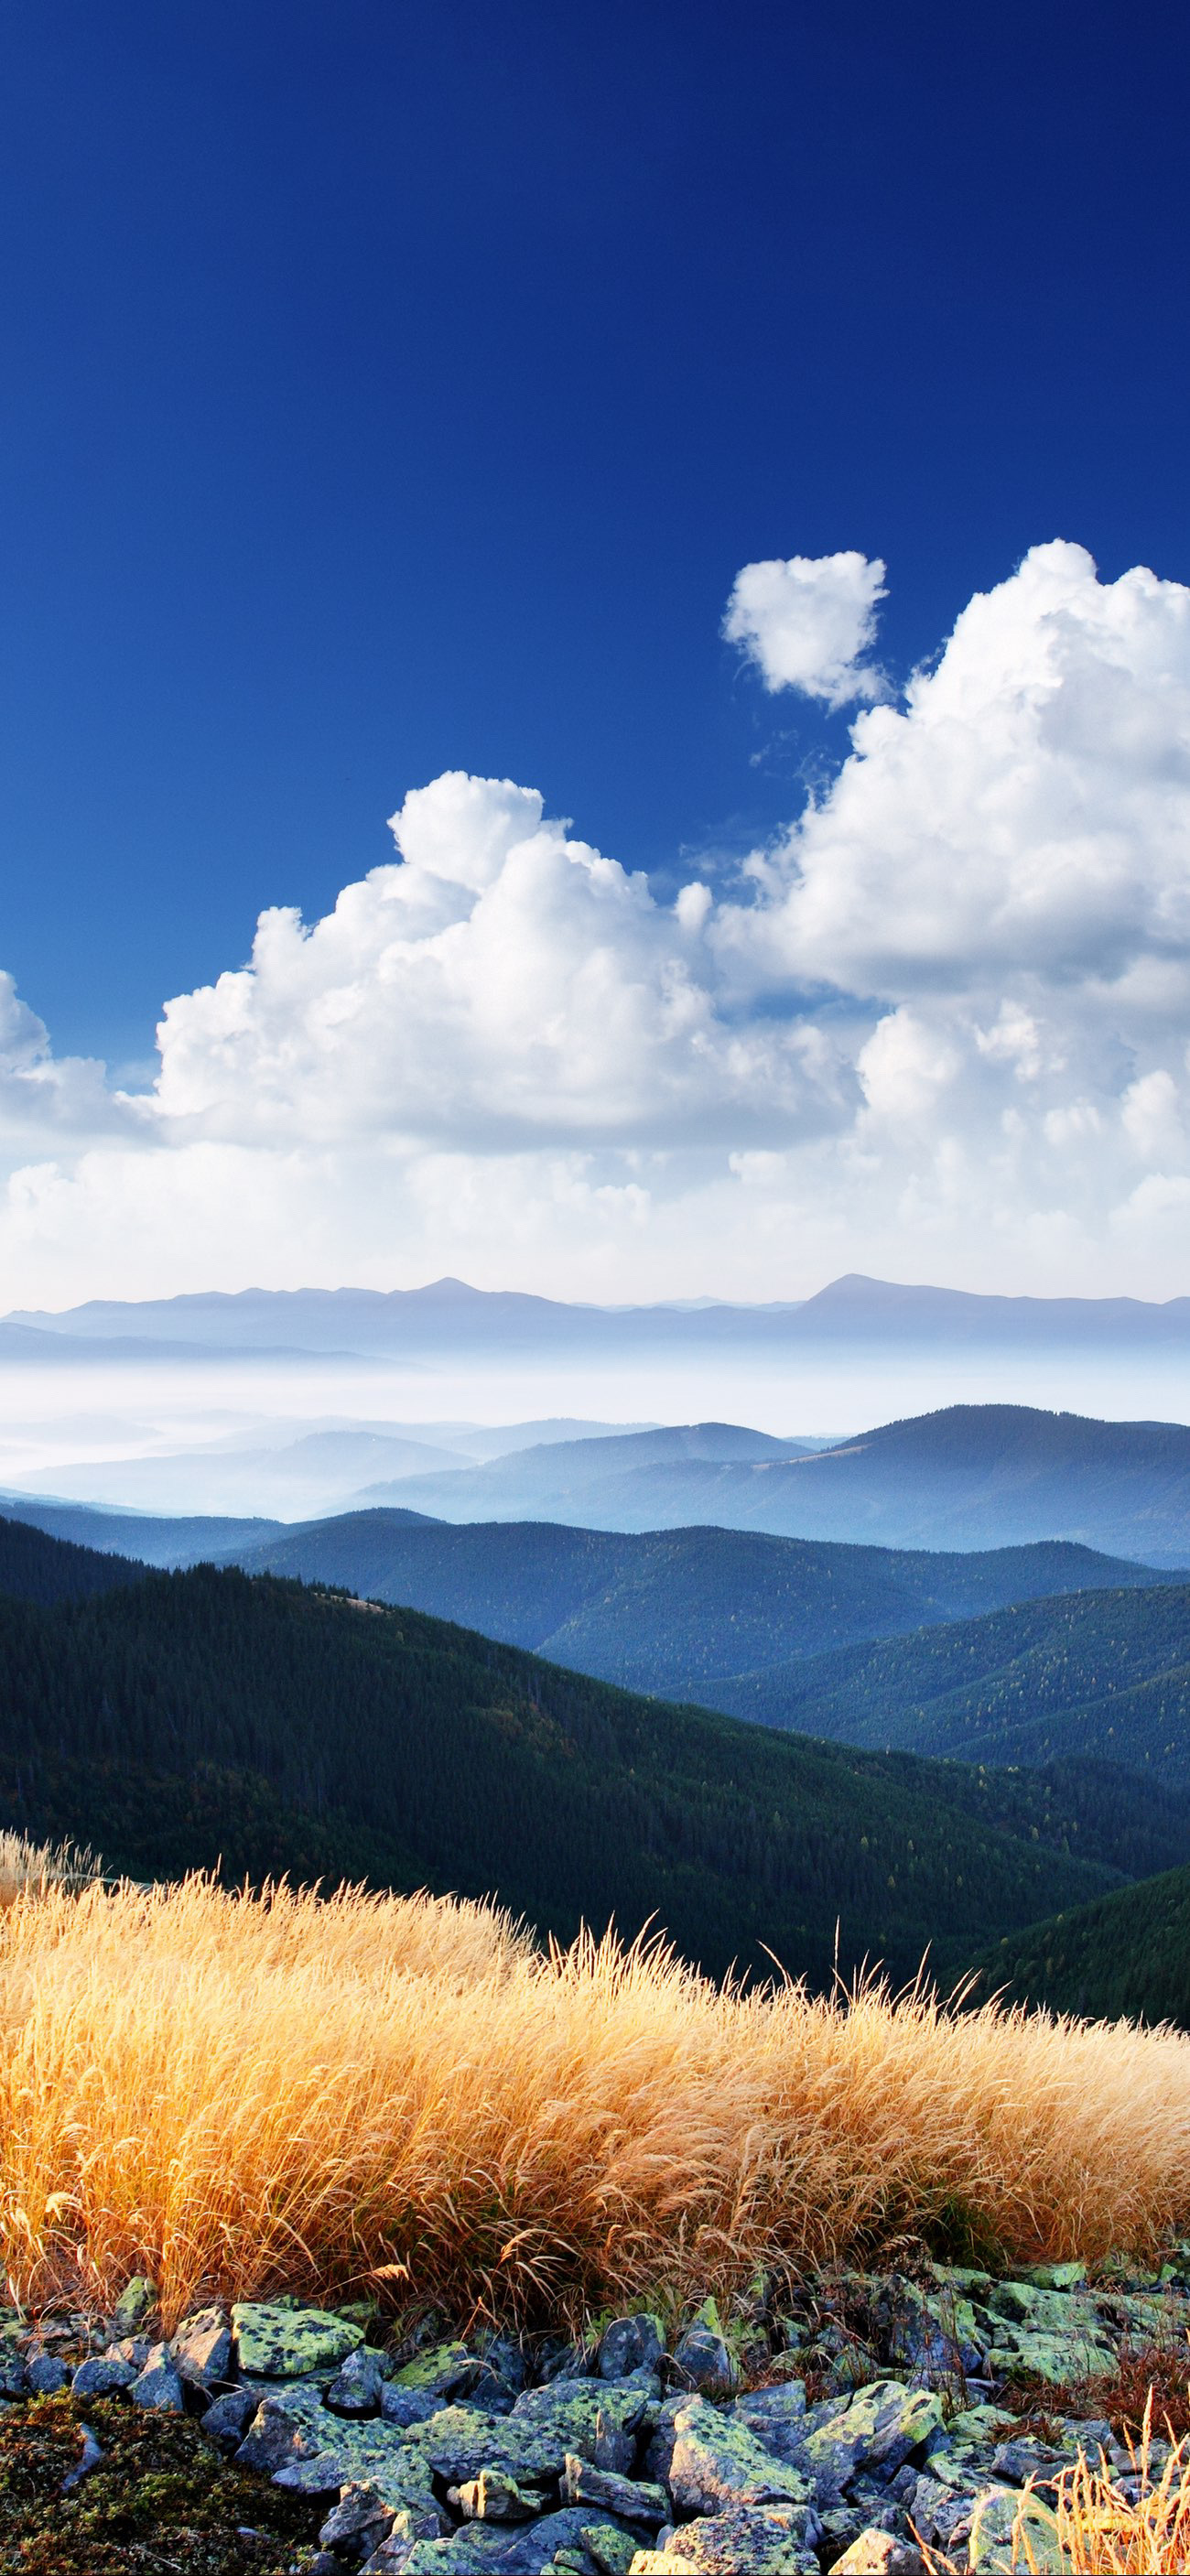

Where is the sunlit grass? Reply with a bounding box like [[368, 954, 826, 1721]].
[[0, 1875, 1186, 2329]]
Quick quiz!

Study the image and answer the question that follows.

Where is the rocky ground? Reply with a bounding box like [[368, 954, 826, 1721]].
[[0, 2251, 1187, 2575]]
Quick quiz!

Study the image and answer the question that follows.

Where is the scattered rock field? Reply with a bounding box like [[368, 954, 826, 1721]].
[[1, 2252, 1188, 2574]]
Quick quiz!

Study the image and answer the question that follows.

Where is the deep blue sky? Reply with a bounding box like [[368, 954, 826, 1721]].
[[3, 0, 1188, 1066]]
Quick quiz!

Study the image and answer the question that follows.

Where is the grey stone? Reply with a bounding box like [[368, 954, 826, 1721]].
[[828, 2534, 926, 2574], [600, 2316, 665, 2382], [25, 2351, 69, 2397], [130, 2342, 185, 2411], [233, 2298, 364, 2380], [200, 2384, 264, 2452], [379, 2381, 444, 2429], [670, 2326, 738, 2397], [171, 2304, 233, 2388], [560, 2452, 669, 2525], [71, 2351, 135, 2398], [327, 2346, 386, 2417], [319, 2477, 395, 2556], [61, 2423, 104, 2493]]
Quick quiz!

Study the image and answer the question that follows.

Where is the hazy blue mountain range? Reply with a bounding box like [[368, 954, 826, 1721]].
[[8, 1417, 809, 1523], [12, 1272, 1190, 1361], [353, 1403, 1190, 1564], [0, 1497, 284, 1569], [211, 1509, 1162, 1683]]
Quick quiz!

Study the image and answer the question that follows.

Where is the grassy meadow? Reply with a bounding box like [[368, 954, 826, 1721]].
[[0, 1870, 1186, 2331]]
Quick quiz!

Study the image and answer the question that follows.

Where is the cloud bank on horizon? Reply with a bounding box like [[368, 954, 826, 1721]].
[[5, 538, 1190, 1306]]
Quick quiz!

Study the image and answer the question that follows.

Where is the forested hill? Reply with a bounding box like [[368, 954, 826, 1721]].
[[0, 1558, 1141, 1993], [0, 1512, 149, 1607], [974, 1864, 1190, 2027], [220, 1510, 1163, 1687], [719, 1581, 1190, 1787]]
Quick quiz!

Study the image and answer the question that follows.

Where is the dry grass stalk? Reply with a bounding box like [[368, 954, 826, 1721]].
[[0, 1876, 1186, 2329], [925, 2400, 1190, 2571], [0, 1832, 100, 1910]]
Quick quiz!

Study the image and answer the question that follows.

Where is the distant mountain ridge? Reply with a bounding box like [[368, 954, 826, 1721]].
[[12, 1272, 1190, 1361], [331, 1402, 1190, 1564]]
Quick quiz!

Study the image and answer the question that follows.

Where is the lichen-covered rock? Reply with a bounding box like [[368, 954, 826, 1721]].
[[171, 2303, 233, 2388], [394, 2339, 482, 2398], [560, 2452, 668, 2525], [111, 2275, 157, 2335], [451, 2467, 550, 2521], [407, 2375, 654, 2495], [23, 2350, 68, 2397], [600, 2315, 665, 2382], [964, 2486, 1067, 2572], [0, 2325, 26, 2399], [380, 2507, 644, 2575], [629, 2502, 820, 2572], [581, 2524, 643, 2576], [236, 2378, 444, 2520], [798, 2382, 942, 2493], [129, 2340, 185, 2411], [232, 2297, 364, 2379], [380, 2380, 446, 2430], [985, 2328, 1114, 2385], [666, 2394, 815, 2515]]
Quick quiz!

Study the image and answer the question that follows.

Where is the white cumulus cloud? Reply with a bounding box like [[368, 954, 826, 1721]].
[[3, 538, 1190, 1304], [722, 549, 887, 706]]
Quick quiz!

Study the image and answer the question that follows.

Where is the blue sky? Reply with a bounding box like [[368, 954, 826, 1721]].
[[3, 0, 1190, 1308], [4, 0, 1187, 1062]]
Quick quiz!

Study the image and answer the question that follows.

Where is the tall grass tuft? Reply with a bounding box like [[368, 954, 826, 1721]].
[[0, 1875, 1186, 2327], [0, 1831, 101, 1910]]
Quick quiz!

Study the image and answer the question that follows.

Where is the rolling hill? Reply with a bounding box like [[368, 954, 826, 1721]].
[[216, 1508, 1167, 1684], [0, 1538, 1149, 1993], [721, 1580, 1190, 1787], [974, 1864, 1190, 2027]]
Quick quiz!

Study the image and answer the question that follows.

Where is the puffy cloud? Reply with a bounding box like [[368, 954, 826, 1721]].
[[723, 549, 887, 706], [4, 538, 1190, 1304]]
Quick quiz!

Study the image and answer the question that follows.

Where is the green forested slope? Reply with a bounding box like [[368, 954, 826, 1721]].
[[974, 1865, 1190, 2027], [717, 1581, 1190, 1785], [0, 1512, 149, 1607], [0, 1561, 1131, 1991]]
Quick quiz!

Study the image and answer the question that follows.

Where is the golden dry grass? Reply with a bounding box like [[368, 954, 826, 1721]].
[[0, 1875, 1186, 2330], [0, 1831, 100, 1910]]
